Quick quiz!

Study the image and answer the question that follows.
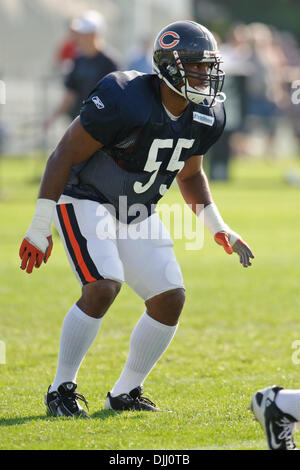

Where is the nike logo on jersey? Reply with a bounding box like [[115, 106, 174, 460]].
[[193, 112, 214, 126], [92, 96, 105, 110]]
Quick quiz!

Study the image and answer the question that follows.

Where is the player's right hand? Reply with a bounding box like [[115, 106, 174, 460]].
[[19, 230, 53, 274]]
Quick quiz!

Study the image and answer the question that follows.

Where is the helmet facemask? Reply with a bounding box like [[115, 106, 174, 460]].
[[154, 50, 226, 107]]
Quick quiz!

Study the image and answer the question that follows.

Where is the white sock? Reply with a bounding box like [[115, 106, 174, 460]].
[[275, 389, 300, 421], [50, 304, 102, 392], [111, 312, 178, 396]]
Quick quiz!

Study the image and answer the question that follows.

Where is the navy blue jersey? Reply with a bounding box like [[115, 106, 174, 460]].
[[64, 71, 226, 222]]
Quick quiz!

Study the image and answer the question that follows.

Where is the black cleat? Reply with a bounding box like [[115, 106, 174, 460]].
[[104, 386, 161, 412], [45, 382, 90, 418], [250, 386, 297, 450]]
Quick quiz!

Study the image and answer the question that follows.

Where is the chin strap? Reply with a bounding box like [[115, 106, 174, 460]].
[[211, 91, 226, 105]]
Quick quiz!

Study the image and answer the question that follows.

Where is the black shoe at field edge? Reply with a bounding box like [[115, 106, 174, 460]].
[[250, 385, 298, 450]]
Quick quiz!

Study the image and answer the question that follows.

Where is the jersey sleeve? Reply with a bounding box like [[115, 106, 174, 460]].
[[194, 104, 226, 156], [79, 75, 125, 146]]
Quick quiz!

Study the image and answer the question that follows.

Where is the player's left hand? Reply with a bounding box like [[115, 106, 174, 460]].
[[214, 231, 254, 268]]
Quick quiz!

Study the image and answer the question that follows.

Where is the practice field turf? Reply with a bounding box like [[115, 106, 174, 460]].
[[0, 155, 300, 450]]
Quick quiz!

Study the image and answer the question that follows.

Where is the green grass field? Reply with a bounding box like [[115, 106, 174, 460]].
[[0, 155, 300, 450]]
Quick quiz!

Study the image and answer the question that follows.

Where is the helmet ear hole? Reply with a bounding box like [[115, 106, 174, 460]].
[[166, 64, 177, 77], [166, 63, 183, 86]]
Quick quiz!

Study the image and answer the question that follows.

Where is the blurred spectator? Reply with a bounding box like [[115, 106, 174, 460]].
[[209, 21, 300, 178], [54, 23, 79, 73], [221, 23, 253, 74], [127, 37, 153, 74], [245, 23, 288, 153], [44, 10, 120, 130], [277, 31, 300, 154], [208, 25, 253, 180]]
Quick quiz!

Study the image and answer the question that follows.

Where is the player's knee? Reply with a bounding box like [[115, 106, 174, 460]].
[[78, 279, 121, 318], [168, 288, 186, 315], [146, 288, 185, 326]]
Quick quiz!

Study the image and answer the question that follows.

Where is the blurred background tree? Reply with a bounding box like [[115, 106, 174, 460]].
[[193, 0, 300, 42]]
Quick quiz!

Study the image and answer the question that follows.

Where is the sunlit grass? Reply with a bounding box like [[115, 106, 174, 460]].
[[0, 155, 300, 449]]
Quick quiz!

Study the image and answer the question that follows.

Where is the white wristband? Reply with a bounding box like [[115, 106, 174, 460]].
[[202, 202, 229, 236], [28, 198, 56, 233]]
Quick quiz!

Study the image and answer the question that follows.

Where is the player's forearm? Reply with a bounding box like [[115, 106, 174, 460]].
[[177, 170, 213, 215], [20, 149, 74, 273], [38, 150, 73, 202], [179, 170, 230, 233]]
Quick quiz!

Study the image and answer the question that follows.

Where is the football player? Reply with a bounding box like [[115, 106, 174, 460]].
[[19, 20, 254, 418]]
